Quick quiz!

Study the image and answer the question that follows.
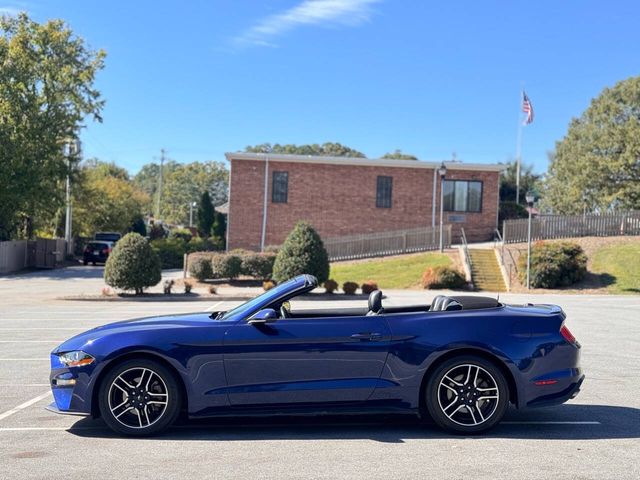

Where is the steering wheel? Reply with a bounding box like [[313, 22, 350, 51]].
[[280, 301, 291, 319]]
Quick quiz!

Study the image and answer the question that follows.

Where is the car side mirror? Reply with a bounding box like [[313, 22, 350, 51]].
[[248, 308, 278, 325]]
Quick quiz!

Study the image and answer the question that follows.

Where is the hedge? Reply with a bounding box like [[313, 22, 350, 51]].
[[421, 266, 466, 289]]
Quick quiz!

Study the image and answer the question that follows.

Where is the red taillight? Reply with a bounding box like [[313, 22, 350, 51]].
[[535, 379, 558, 386], [560, 324, 576, 344]]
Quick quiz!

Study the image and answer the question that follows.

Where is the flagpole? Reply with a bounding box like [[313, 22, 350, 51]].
[[515, 88, 524, 205]]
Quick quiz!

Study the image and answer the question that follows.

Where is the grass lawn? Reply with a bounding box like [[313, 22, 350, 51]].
[[590, 243, 640, 293], [329, 252, 452, 289]]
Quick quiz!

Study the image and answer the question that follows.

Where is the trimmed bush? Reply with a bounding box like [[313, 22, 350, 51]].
[[241, 252, 276, 280], [184, 281, 193, 294], [169, 228, 193, 243], [361, 280, 379, 295], [211, 253, 242, 280], [105, 233, 161, 295], [421, 266, 466, 289], [263, 280, 276, 291], [151, 238, 186, 269], [323, 279, 338, 294], [342, 281, 358, 295], [518, 241, 587, 288], [272, 222, 329, 284], [189, 255, 213, 281]]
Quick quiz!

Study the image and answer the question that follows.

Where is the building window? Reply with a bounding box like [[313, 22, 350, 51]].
[[376, 176, 393, 208], [272, 171, 288, 203], [443, 180, 482, 212]]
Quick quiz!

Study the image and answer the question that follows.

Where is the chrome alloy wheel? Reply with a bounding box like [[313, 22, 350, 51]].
[[107, 367, 169, 429], [437, 363, 499, 427]]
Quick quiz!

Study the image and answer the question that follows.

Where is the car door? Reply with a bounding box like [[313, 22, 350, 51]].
[[223, 314, 391, 407]]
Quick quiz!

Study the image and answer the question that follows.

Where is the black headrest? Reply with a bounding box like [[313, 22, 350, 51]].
[[368, 290, 383, 313]]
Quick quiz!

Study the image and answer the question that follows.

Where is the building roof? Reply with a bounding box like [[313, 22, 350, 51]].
[[225, 152, 505, 172]]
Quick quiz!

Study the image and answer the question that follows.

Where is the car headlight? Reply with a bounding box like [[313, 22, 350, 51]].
[[57, 351, 95, 367]]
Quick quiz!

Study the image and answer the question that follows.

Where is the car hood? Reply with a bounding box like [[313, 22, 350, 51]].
[[52, 312, 219, 354]]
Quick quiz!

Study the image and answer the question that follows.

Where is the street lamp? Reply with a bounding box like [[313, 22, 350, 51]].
[[63, 139, 81, 256], [525, 190, 535, 290], [438, 162, 447, 252], [189, 202, 197, 228]]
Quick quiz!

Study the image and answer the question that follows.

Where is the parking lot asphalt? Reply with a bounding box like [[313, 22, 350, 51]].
[[0, 268, 639, 479]]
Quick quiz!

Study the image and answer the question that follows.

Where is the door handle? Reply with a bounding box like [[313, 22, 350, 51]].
[[351, 332, 383, 341]]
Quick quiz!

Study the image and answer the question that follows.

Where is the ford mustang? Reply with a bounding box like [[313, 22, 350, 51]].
[[48, 274, 584, 436]]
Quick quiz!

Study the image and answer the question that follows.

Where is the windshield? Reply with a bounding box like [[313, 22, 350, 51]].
[[220, 277, 300, 321]]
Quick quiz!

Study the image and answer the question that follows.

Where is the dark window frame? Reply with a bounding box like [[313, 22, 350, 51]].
[[442, 179, 483, 213], [376, 176, 393, 208], [272, 171, 288, 203]]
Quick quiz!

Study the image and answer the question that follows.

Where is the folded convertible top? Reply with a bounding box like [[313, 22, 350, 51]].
[[448, 296, 501, 310]]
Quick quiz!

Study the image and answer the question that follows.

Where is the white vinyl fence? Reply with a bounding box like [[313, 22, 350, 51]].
[[503, 211, 640, 244], [325, 225, 452, 261], [0, 238, 69, 274]]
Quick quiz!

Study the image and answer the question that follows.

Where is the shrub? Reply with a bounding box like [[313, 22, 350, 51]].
[[208, 285, 217, 295], [184, 280, 193, 294], [189, 255, 213, 281], [272, 222, 329, 284], [342, 281, 358, 295], [518, 241, 587, 288], [148, 223, 166, 240], [263, 280, 276, 291], [241, 252, 276, 280], [421, 266, 466, 289], [264, 245, 280, 255], [186, 237, 214, 253], [211, 253, 242, 280], [169, 228, 193, 243], [323, 279, 338, 294], [105, 233, 161, 295], [163, 279, 174, 294], [498, 201, 529, 225], [151, 238, 186, 269], [361, 280, 379, 295]]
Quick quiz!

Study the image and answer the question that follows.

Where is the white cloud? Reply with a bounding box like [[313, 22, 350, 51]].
[[233, 0, 381, 48]]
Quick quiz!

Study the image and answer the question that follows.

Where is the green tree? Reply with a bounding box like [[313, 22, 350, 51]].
[[104, 233, 161, 295], [244, 142, 366, 158], [0, 13, 105, 240], [499, 160, 541, 203], [546, 76, 640, 213], [382, 149, 418, 160], [211, 211, 226, 250], [272, 221, 329, 284], [197, 191, 215, 237], [132, 160, 179, 203], [72, 161, 150, 237], [159, 161, 228, 224]]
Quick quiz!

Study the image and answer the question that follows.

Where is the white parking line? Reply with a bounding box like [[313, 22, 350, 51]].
[[0, 358, 49, 361], [0, 384, 49, 387], [0, 341, 62, 343], [0, 391, 52, 422], [205, 301, 223, 312]]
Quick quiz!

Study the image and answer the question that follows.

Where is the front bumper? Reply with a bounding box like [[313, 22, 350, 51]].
[[48, 354, 97, 416], [45, 401, 89, 416]]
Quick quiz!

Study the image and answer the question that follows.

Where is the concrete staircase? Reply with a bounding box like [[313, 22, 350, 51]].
[[468, 249, 507, 292]]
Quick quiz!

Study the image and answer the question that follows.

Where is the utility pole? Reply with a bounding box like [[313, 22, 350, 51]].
[[156, 148, 165, 219], [64, 139, 81, 256]]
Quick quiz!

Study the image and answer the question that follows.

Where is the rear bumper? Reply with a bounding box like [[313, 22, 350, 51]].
[[526, 374, 584, 408]]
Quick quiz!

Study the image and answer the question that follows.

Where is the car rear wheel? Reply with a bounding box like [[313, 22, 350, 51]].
[[426, 355, 509, 434], [98, 359, 181, 436]]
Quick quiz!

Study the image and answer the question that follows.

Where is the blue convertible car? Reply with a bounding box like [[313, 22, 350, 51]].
[[48, 274, 584, 436]]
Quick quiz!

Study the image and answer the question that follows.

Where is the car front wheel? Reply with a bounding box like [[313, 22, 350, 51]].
[[426, 355, 509, 434], [98, 359, 181, 436]]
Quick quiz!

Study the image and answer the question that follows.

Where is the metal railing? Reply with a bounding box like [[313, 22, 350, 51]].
[[503, 211, 640, 244], [324, 225, 452, 261]]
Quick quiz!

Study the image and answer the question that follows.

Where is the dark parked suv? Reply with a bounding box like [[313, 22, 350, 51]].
[[83, 241, 113, 265]]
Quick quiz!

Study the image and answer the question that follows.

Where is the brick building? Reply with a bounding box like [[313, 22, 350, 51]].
[[225, 152, 504, 251]]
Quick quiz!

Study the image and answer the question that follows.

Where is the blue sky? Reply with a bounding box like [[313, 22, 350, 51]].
[[7, 0, 640, 173]]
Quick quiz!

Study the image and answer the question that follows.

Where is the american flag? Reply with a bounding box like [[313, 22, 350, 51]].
[[522, 91, 534, 125]]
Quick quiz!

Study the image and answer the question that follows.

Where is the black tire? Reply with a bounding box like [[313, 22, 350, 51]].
[[425, 355, 509, 434], [92, 261, 96, 266], [83, 259, 88, 265], [98, 358, 181, 436]]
